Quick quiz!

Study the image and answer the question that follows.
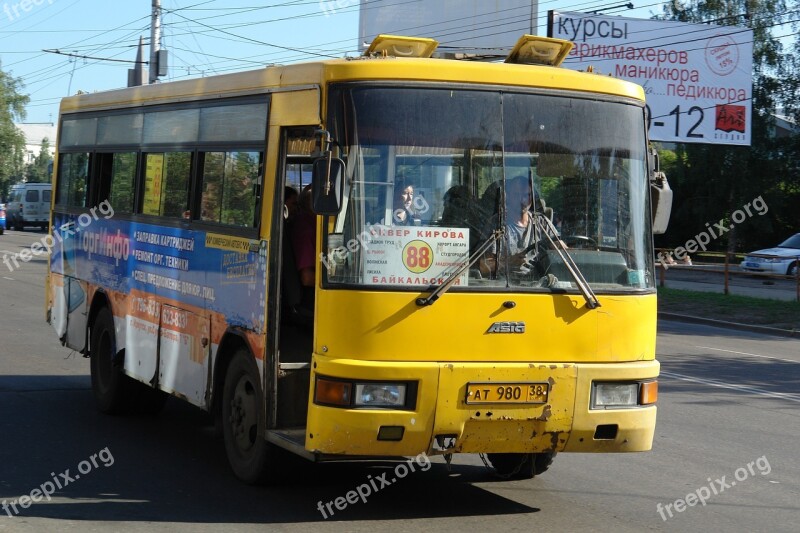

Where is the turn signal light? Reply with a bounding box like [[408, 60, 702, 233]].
[[315, 377, 352, 407], [640, 380, 658, 405]]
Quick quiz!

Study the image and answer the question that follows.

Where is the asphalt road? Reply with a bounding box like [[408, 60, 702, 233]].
[[1, 229, 798, 532], [661, 263, 799, 301]]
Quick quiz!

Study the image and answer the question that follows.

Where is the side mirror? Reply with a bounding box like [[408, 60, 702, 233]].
[[312, 152, 345, 215], [650, 171, 672, 235]]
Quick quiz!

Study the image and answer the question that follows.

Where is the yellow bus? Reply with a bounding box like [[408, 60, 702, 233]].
[[47, 35, 670, 483]]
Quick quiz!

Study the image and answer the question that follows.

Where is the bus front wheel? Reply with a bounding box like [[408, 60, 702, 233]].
[[486, 452, 556, 480], [222, 349, 274, 484]]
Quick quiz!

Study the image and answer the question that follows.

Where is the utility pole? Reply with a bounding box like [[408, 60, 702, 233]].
[[128, 36, 147, 87], [149, 0, 161, 84]]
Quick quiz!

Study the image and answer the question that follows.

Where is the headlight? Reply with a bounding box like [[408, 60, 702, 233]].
[[592, 382, 639, 408], [591, 381, 657, 409], [314, 376, 412, 409], [354, 383, 406, 408]]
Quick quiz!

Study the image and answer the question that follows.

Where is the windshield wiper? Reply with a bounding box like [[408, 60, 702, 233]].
[[533, 214, 601, 309], [415, 228, 503, 307]]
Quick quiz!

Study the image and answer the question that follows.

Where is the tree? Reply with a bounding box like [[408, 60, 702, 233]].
[[24, 137, 53, 183], [655, 0, 798, 253], [0, 67, 29, 200]]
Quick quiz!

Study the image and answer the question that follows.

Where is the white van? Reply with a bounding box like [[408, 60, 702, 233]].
[[6, 182, 51, 230]]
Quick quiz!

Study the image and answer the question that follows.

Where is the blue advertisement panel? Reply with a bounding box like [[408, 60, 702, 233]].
[[50, 213, 267, 334]]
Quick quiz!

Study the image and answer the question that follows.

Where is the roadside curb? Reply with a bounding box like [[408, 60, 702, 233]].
[[658, 312, 799, 338]]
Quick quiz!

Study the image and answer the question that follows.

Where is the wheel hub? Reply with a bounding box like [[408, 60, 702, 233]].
[[229, 377, 257, 451]]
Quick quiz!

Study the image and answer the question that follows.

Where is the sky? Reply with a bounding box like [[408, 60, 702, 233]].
[[0, 0, 792, 126]]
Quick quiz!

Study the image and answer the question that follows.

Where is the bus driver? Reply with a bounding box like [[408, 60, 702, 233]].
[[480, 175, 537, 276]]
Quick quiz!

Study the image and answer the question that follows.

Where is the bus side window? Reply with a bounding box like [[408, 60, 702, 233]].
[[141, 152, 192, 218], [94, 153, 114, 207], [198, 150, 262, 227], [56, 152, 91, 208], [94, 152, 136, 214], [109, 153, 137, 213]]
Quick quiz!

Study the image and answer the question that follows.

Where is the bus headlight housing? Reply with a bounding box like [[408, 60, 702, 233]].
[[314, 376, 415, 409], [592, 381, 657, 409], [354, 383, 406, 408]]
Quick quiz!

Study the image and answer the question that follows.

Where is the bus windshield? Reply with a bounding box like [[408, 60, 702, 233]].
[[322, 85, 654, 293]]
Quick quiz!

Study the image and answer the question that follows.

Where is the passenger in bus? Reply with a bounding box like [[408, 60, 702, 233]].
[[480, 175, 537, 276], [291, 185, 316, 288], [391, 181, 421, 226], [441, 185, 471, 227], [284, 186, 299, 221]]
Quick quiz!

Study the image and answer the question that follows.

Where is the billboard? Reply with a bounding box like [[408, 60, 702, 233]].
[[549, 11, 753, 146], [359, 0, 538, 56]]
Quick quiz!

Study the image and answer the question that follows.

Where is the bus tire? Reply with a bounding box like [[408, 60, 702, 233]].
[[90, 306, 132, 414], [486, 451, 556, 480], [222, 349, 274, 484]]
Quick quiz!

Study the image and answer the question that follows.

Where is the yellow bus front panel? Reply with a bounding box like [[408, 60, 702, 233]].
[[315, 292, 658, 364]]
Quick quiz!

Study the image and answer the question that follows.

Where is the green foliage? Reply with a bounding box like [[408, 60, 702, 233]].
[[161, 152, 192, 218], [201, 151, 261, 227], [24, 137, 53, 183], [58, 152, 89, 206], [109, 152, 136, 213], [654, 0, 799, 253], [0, 68, 29, 200], [658, 286, 800, 330], [220, 151, 260, 226]]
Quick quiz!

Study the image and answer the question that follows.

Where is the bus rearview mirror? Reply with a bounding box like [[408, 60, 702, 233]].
[[312, 153, 345, 215], [650, 171, 672, 235]]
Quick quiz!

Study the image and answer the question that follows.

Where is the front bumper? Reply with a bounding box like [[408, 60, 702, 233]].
[[740, 260, 788, 274], [305, 356, 659, 456]]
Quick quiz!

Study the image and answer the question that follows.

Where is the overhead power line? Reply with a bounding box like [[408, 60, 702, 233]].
[[42, 49, 147, 65]]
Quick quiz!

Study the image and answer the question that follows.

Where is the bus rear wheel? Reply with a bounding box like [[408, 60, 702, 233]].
[[222, 349, 275, 484], [90, 307, 132, 414], [486, 451, 556, 480]]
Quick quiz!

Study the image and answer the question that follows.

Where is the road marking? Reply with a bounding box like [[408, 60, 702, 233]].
[[2, 276, 14, 281], [660, 371, 800, 403], [694, 345, 799, 364]]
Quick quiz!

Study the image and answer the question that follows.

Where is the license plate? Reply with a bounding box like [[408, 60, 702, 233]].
[[465, 382, 549, 404], [746, 262, 760, 268]]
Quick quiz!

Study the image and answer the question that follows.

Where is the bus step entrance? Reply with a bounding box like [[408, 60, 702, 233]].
[[276, 366, 310, 428], [266, 428, 311, 458]]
